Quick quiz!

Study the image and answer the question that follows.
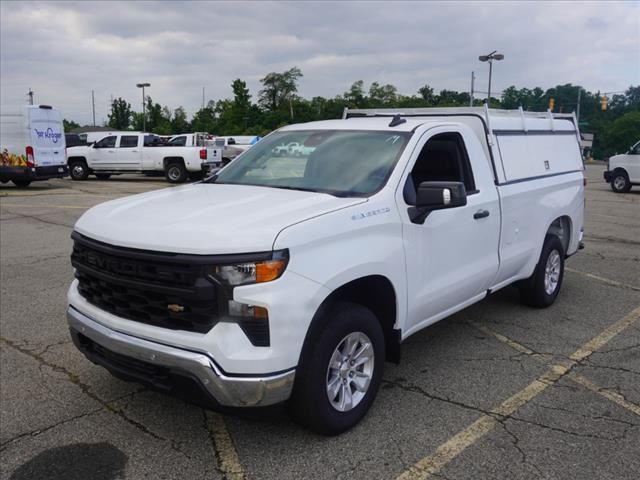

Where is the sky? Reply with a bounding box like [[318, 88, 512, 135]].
[[1, 0, 639, 126]]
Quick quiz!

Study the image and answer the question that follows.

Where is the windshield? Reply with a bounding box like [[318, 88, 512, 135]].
[[208, 130, 410, 196]]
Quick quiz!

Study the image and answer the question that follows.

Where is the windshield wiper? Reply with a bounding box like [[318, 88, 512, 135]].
[[268, 185, 348, 197]]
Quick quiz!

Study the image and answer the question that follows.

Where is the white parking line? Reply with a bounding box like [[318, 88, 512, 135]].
[[397, 306, 640, 480]]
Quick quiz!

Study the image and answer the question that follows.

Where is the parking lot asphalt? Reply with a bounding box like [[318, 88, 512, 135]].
[[1, 163, 638, 480]]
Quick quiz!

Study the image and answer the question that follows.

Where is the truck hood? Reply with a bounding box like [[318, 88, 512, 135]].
[[67, 145, 92, 155], [74, 183, 366, 254]]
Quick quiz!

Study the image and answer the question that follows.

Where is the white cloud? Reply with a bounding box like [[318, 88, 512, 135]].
[[1, 0, 638, 125]]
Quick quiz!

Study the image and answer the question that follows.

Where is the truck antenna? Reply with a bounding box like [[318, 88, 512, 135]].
[[388, 114, 406, 127]]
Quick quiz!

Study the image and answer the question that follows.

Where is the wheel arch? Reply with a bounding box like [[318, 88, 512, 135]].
[[546, 215, 572, 256], [163, 156, 186, 168], [300, 275, 401, 366], [611, 167, 629, 178], [67, 156, 87, 163]]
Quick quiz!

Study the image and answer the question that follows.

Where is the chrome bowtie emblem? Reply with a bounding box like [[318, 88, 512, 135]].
[[167, 304, 185, 313]]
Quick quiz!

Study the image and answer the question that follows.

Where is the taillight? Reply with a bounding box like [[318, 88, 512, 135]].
[[199, 148, 207, 160], [25, 146, 34, 167]]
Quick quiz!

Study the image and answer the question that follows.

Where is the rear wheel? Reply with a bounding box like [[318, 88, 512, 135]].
[[288, 302, 384, 435], [518, 234, 565, 308], [11, 179, 31, 188], [69, 160, 89, 180], [165, 162, 188, 183], [611, 171, 631, 193], [95, 173, 111, 180]]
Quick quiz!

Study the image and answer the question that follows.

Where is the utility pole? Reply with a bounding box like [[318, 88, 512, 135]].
[[478, 51, 504, 107], [202, 87, 205, 110], [92, 90, 96, 126], [27, 89, 34, 105], [136, 83, 151, 132], [470, 71, 475, 107], [576, 88, 582, 124]]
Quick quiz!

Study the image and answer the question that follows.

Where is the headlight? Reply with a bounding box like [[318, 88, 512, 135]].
[[215, 250, 288, 286]]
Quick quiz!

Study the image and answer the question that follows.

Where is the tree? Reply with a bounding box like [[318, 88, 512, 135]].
[[344, 80, 365, 107], [600, 111, 640, 157], [171, 107, 190, 134], [191, 101, 217, 134], [143, 97, 172, 134], [418, 84, 435, 104], [107, 97, 132, 130], [258, 67, 303, 117], [63, 119, 80, 132], [368, 82, 397, 106]]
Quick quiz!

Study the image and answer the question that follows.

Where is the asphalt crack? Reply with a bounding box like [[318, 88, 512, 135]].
[[0, 408, 103, 452], [0, 336, 192, 460], [0, 210, 74, 229]]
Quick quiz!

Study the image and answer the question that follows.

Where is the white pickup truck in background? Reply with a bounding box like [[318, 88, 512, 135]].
[[66, 132, 212, 183], [67, 106, 585, 434]]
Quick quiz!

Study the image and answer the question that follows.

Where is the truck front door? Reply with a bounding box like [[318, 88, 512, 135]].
[[116, 135, 142, 169], [90, 135, 117, 170], [400, 127, 500, 334]]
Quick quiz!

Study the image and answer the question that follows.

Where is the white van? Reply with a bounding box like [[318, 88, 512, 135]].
[[1, 105, 68, 187]]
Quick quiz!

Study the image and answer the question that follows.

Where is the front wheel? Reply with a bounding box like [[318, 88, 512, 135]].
[[288, 302, 384, 435], [518, 234, 565, 308], [611, 172, 631, 193], [69, 160, 89, 180], [165, 162, 187, 183]]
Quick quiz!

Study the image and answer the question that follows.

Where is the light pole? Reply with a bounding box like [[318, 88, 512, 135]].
[[478, 51, 504, 107], [136, 83, 150, 132]]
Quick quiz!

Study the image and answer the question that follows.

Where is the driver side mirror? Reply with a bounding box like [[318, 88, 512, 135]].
[[409, 181, 467, 224], [416, 181, 467, 209]]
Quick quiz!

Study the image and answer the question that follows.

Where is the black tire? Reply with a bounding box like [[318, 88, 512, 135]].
[[288, 302, 385, 435], [610, 171, 631, 193], [69, 160, 89, 180], [165, 162, 188, 183], [11, 179, 31, 188], [95, 173, 111, 180], [518, 234, 565, 308]]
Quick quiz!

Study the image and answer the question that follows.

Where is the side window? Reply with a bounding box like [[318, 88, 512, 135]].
[[143, 135, 159, 146], [94, 136, 116, 148], [119, 136, 138, 148], [404, 132, 476, 204], [168, 136, 187, 146]]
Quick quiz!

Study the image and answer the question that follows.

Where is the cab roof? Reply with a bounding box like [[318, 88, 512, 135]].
[[278, 117, 438, 133]]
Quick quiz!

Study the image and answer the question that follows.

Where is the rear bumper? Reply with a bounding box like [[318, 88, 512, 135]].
[[0, 165, 68, 181], [67, 306, 295, 407], [603, 171, 612, 183]]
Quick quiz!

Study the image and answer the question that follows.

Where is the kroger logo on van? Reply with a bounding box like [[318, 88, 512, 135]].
[[34, 127, 63, 144]]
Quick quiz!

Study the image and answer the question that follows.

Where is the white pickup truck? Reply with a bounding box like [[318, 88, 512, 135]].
[[66, 132, 212, 183], [67, 107, 585, 434]]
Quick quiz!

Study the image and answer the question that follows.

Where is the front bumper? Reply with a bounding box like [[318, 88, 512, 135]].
[[67, 306, 295, 407], [603, 170, 612, 183]]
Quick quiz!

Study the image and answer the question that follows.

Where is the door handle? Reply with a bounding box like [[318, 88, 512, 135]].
[[474, 209, 490, 219], [108, 150, 115, 153]]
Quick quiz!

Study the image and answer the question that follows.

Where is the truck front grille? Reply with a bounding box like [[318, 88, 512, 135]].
[[71, 232, 223, 333]]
